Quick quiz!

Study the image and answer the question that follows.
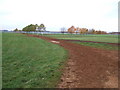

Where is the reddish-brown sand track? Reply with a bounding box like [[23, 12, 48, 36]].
[[60, 39, 120, 46], [23, 34, 118, 88]]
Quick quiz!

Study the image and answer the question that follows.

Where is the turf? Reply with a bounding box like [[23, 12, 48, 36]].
[[38, 34, 119, 50], [60, 37, 118, 43], [73, 42, 118, 50], [42, 34, 119, 43], [2, 33, 68, 88]]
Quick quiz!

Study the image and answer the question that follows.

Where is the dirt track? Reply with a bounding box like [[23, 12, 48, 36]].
[[24, 34, 118, 88], [61, 39, 120, 46]]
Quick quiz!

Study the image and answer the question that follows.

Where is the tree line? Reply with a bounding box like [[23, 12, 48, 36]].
[[14, 24, 46, 32], [14, 24, 108, 34], [67, 26, 107, 34]]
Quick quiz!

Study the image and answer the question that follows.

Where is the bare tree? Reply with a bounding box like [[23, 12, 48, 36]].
[[60, 27, 66, 34]]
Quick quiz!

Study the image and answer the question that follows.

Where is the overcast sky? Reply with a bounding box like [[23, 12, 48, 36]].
[[0, 0, 119, 32]]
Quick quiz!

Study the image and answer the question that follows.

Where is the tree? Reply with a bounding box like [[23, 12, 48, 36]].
[[76, 27, 80, 34], [101, 31, 107, 34], [79, 28, 88, 34], [95, 30, 107, 34], [35, 24, 38, 27], [22, 24, 38, 32], [14, 28, 19, 32], [37, 24, 46, 32], [68, 26, 89, 34], [61, 27, 66, 34], [87, 29, 96, 34], [68, 26, 76, 34]]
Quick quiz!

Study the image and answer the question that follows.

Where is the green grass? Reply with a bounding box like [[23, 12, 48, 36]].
[[37, 34, 119, 50], [2, 33, 68, 88], [41, 34, 119, 43], [60, 37, 118, 43], [73, 42, 118, 50]]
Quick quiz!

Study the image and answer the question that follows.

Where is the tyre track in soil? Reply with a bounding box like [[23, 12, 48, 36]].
[[23, 34, 118, 88]]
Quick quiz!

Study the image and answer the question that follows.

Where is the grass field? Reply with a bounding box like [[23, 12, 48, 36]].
[[38, 34, 119, 50], [2, 33, 68, 88], [74, 42, 118, 50], [42, 34, 119, 43]]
